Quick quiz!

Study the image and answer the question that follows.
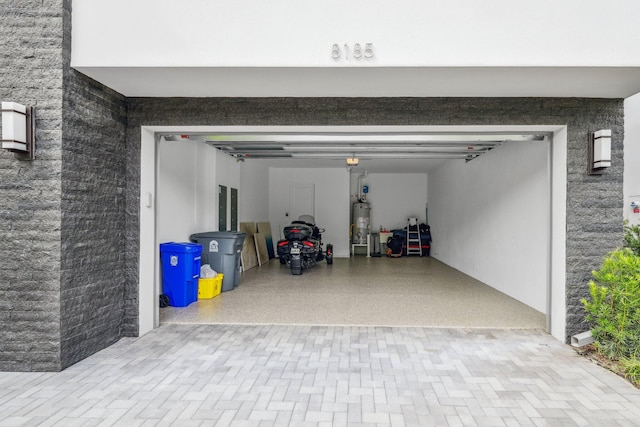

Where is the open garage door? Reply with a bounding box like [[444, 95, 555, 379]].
[[139, 125, 567, 340]]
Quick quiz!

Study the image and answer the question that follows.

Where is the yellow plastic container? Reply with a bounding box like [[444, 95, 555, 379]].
[[198, 274, 223, 299]]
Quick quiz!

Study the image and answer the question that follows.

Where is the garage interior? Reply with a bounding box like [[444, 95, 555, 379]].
[[153, 128, 552, 330]]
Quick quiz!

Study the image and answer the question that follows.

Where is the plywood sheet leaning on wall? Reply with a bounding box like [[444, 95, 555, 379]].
[[254, 232, 270, 266], [240, 222, 258, 271], [256, 222, 275, 259]]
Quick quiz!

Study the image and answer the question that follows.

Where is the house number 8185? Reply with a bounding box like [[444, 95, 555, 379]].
[[331, 43, 374, 60]]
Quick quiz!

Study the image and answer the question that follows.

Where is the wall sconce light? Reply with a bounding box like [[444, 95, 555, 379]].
[[588, 129, 611, 175], [1, 102, 35, 160]]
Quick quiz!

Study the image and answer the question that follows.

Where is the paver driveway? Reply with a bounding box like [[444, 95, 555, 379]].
[[1, 324, 639, 426]]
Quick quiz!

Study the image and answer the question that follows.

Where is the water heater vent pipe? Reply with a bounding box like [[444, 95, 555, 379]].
[[357, 171, 367, 199]]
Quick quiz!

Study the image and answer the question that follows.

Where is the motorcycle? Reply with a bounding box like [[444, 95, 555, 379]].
[[277, 215, 333, 275]]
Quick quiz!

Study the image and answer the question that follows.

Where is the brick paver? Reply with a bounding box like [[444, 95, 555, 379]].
[[1, 324, 639, 426]]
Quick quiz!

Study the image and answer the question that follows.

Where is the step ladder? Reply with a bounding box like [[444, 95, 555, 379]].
[[406, 219, 422, 256]]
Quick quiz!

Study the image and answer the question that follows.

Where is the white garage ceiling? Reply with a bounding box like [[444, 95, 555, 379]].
[[161, 131, 547, 173]]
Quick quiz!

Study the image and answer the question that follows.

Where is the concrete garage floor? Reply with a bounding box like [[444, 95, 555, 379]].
[[160, 256, 546, 329]]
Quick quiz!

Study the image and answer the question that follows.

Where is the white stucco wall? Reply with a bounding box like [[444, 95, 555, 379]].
[[72, 0, 640, 68], [269, 168, 350, 257], [625, 94, 640, 226], [71, 1, 640, 98], [428, 140, 549, 313]]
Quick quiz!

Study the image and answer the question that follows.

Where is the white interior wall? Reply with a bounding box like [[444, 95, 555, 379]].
[[269, 168, 350, 257], [624, 94, 640, 226], [239, 160, 270, 223], [157, 139, 199, 245], [157, 140, 227, 239], [428, 140, 549, 313], [195, 142, 218, 232], [351, 173, 428, 231]]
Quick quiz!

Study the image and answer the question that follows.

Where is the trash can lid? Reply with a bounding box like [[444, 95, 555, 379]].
[[190, 231, 247, 240], [160, 242, 203, 253]]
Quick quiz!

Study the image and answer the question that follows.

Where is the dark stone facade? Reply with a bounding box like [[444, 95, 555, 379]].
[[0, 0, 66, 371], [59, 67, 127, 369], [0, 3, 625, 371], [59, 1, 128, 369], [0, 0, 127, 371]]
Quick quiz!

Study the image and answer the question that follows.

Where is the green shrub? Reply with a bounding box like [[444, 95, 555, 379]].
[[620, 355, 640, 386], [625, 220, 640, 256], [581, 248, 640, 359]]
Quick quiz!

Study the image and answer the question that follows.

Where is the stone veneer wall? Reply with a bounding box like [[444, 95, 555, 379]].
[[126, 98, 624, 341], [0, 0, 127, 371], [0, 0, 65, 371], [59, 0, 128, 369]]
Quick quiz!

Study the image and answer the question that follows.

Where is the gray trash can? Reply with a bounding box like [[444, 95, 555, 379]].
[[190, 231, 247, 292]]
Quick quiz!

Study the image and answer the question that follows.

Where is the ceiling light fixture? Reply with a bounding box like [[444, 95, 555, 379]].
[[346, 156, 359, 172]]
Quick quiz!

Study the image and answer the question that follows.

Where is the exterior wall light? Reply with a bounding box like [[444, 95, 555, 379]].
[[588, 129, 611, 175], [1, 102, 35, 160]]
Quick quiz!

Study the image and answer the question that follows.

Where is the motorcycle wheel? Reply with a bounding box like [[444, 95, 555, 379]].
[[290, 257, 302, 275], [326, 244, 333, 265], [279, 256, 286, 265]]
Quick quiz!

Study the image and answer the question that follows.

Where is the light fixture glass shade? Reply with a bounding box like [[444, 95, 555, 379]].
[[346, 157, 359, 166], [593, 130, 611, 168], [1, 102, 27, 146]]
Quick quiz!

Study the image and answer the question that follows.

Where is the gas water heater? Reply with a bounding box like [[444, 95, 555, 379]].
[[352, 202, 370, 244]]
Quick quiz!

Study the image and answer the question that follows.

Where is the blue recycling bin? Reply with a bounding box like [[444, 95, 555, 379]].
[[159, 242, 202, 307]]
